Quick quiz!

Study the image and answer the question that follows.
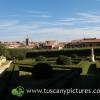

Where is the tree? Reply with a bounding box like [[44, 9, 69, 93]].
[[0, 43, 9, 57], [56, 55, 72, 65], [32, 63, 52, 79]]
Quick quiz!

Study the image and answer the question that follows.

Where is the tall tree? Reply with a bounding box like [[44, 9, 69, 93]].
[[0, 43, 9, 57]]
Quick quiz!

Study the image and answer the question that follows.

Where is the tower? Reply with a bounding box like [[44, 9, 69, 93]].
[[25, 35, 29, 46]]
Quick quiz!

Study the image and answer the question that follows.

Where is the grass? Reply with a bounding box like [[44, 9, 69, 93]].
[[15, 59, 35, 65], [96, 61, 100, 68], [36, 61, 56, 65], [79, 61, 95, 75], [15, 58, 80, 65]]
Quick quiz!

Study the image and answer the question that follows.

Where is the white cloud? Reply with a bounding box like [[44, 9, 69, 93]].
[[0, 20, 19, 27], [1, 12, 100, 41], [27, 11, 48, 14], [0, 19, 100, 41], [77, 12, 100, 23], [10, 10, 51, 18], [29, 14, 51, 18], [57, 12, 100, 26]]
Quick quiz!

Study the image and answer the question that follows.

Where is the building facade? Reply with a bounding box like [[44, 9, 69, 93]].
[[66, 38, 100, 48]]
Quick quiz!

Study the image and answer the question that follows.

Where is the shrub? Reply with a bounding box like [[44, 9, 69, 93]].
[[17, 55, 25, 60], [36, 56, 47, 61], [0, 43, 9, 57], [32, 63, 52, 79], [56, 55, 72, 65], [72, 54, 78, 58]]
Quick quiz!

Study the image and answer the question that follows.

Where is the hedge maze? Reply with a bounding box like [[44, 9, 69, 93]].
[[1, 48, 100, 99]]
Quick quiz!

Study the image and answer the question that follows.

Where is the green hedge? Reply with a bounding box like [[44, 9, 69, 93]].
[[8, 48, 32, 58], [36, 56, 47, 61], [26, 48, 90, 58], [56, 55, 72, 65], [26, 48, 100, 58]]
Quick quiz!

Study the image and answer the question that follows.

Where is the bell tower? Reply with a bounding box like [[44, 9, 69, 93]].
[[25, 34, 29, 46]]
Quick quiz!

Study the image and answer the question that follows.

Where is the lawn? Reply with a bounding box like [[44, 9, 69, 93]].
[[15, 59, 35, 65]]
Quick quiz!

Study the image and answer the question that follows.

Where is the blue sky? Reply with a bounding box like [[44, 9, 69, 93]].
[[1, 0, 100, 41]]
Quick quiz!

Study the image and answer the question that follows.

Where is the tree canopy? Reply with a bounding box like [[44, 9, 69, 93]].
[[0, 43, 9, 57]]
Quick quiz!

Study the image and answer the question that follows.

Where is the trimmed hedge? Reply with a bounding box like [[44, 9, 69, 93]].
[[36, 56, 47, 61], [26, 49, 91, 58], [26, 48, 100, 58], [56, 55, 72, 65], [8, 48, 32, 59]]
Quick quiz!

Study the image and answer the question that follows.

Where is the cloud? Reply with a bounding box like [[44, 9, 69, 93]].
[[10, 10, 51, 18], [37, 15, 51, 18], [10, 14, 51, 18], [27, 11, 48, 14], [0, 19, 100, 41], [77, 12, 100, 23], [0, 20, 19, 27], [29, 14, 51, 18], [57, 12, 100, 26], [1, 11, 100, 41]]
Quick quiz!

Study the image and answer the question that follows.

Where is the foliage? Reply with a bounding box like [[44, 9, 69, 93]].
[[8, 48, 32, 59], [36, 56, 47, 61], [56, 55, 72, 65], [47, 57, 57, 61], [26, 48, 92, 58], [17, 55, 25, 60], [0, 43, 9, 57], [32, 63, 52, 79]]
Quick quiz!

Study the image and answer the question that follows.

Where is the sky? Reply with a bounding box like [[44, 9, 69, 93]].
[[1, 0, 100, 42]]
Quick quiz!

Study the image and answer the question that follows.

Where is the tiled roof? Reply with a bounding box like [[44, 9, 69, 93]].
[[71, 38, 100, 43], [80, 38, 100, 43]]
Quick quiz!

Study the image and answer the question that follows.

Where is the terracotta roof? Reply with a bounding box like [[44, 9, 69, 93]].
[[71, 38, 100, 43], [80, 38, 100, 43]]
